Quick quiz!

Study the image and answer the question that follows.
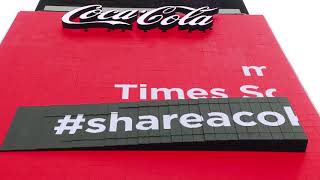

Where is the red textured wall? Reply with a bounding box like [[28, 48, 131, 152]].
[[0, 11, 319, 179]]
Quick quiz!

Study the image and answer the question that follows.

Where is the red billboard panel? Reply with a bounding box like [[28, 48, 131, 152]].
[[0, 11, 319, 179]]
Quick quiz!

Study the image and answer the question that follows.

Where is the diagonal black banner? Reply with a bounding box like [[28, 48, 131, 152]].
[[1, 97, 307, 151]]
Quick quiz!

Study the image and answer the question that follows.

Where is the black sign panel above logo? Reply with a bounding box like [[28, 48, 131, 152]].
[[36, 0, 248, 14], [1, 98, 308, 152]]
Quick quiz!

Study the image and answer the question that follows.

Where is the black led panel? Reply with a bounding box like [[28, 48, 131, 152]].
[[36, 0, 248, 14], [1, 97, 307, 152]]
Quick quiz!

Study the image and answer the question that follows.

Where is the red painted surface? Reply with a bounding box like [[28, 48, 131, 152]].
[[0, 11, 319, 179]]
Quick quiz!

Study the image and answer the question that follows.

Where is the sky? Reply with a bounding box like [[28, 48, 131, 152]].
[[0, 0, 319, 113]]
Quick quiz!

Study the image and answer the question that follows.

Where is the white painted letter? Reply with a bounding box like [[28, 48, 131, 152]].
[[265, 88, 277, 97], [257, 111, 285, 126], [187, 88, 208, 99], [233, 112, 256, 126], [240, 85, 264, 97], [210, 88, 228, 98], [284, 106, 300, 126], [207, 112, 231, 127], [114, 84, 138, 99], [179, 113, 203, 128], [136, 115, 159, 130], [242, 66, 267, 77], [163, 114, 178, 129], [86, 118, 106, 133], [140, 84, 147, 100], [109, 112, 133, 132], [151, 88, 185, 100]]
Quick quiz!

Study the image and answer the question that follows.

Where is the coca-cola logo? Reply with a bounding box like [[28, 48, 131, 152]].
[[62, 5, 219, 32]]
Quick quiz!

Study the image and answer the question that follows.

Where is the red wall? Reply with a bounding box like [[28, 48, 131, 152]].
[[0, 11, 319, 179]]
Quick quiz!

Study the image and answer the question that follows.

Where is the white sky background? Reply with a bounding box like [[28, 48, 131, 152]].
[[0, 0, 319, 113]]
